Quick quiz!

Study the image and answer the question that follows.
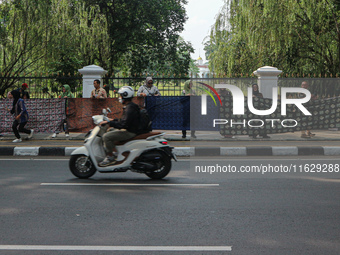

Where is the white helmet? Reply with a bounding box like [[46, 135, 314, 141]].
[[118, 86, 134, 99]]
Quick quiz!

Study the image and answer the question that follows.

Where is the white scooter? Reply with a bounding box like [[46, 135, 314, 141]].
[[69, 109, 177, 179]]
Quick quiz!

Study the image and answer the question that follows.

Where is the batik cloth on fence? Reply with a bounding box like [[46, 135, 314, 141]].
[[2, 96, 337, 134], [67, 98, 144, 132], [219, 96, 340, 136], [0, 98, 65, 133]]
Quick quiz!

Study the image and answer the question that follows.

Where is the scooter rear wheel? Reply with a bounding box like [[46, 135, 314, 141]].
[[69, 155, 96, 179], [144, 152, 171, 179]]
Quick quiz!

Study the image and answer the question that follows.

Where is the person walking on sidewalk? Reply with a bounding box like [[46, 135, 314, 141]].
[[6, 90, 34, 143], [52, 84, 74, 138]]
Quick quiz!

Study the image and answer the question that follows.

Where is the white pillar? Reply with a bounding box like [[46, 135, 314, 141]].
[[253, 66, 282, 99], [78, 65, 108, 98]]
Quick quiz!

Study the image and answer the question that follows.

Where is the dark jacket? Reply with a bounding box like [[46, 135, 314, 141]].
[[10, 90, 29, 123], [109, 101, 140, 133], [11, 98, 29, 123]]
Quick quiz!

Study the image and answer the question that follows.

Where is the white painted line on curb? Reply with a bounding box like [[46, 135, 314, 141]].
[[13, 147, 39, 156], [41, 183, 220, 187], [173, 147, 195, 156], [0, 245, 232, 251], [323, 146, 340, 156], [272, 146, 298, 156], [220, 147, 247, 156]]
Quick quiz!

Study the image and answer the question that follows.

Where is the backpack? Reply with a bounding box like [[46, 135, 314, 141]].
[[138, 108, 152, 134]]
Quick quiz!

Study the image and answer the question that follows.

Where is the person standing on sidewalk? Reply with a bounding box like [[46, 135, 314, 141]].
[[300, 81, 317, 138], [137, 77, 161, 97], [6, 90, 34, 143], [52, 84, 74, 138], [91, 79, 107, 99]]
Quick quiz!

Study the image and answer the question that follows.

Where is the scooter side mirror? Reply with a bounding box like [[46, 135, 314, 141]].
[[102, 109, 107, 115]]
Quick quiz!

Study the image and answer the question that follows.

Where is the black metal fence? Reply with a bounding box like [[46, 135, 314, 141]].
[[2, 76, 249, 98], [1, 75, 340, 99]]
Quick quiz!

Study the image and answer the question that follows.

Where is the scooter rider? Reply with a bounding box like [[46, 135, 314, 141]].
[[99, 86, 140, 166]]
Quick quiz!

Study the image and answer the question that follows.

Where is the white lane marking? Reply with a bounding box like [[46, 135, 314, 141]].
[[41, 183, 219, 187], [1, 158, 340, 162], [187, 158, 340, 162], [0, 245, 232, 251], [0, 158, 69, 161], [2, 157, 339, 162]]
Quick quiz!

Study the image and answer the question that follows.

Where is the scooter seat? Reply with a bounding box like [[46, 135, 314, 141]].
[[116, 132, 162, 145]]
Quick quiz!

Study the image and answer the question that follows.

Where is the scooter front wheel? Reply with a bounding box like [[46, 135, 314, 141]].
[[69, 155, 96, 179]]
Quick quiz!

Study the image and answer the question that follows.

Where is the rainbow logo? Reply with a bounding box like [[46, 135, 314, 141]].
[[196, 82, 222, 106]]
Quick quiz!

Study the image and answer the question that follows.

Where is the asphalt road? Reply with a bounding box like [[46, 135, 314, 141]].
[[0, 157, 340, 254], [2, 138, 340, 148]]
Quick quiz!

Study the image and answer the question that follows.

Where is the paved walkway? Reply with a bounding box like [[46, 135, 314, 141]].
[[1, 129, 340, 156]]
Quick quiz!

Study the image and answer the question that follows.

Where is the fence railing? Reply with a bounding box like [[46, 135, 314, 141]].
[[1, 76, 340, 99]]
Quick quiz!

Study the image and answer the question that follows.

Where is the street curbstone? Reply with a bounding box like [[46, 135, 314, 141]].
[[0, 147, 15, 156], [39, 147, 65, 156], [272, 147, 298, 156], [322, 146, 340, 156], [2, 146, 340, 157], [220, 147, 247, 156], [246, 147, 273, 156], [13, 147, 39, 156], [298, 146, 324, 156], [195, 147, 220, 156], [173, 147, 194, 157]]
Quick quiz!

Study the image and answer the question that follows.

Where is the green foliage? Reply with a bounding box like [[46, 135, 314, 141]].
[[83, 0, 192, 74], [0, 0, 52, 96], [123, 36, 193, 77], [0, 0, 192, 97], [209, 0, 340, 75], [189, 58, 199, 77]]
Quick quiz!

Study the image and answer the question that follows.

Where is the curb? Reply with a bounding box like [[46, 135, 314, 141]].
[[2, 146, 340, 157]]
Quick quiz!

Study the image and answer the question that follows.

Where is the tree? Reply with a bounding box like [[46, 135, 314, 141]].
[[0, 0, 110, 97], [84, 0, 191, 74], [47, 0, 110, 90], [0, 0, 192, 98], [209, 0, 340, 75], [0, 0, 52, 97], [203, 39, 214, 61], [189, 58, 199, 77]]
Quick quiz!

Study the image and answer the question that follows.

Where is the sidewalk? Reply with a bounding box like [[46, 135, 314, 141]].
[[1, 129, 340, 157]]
